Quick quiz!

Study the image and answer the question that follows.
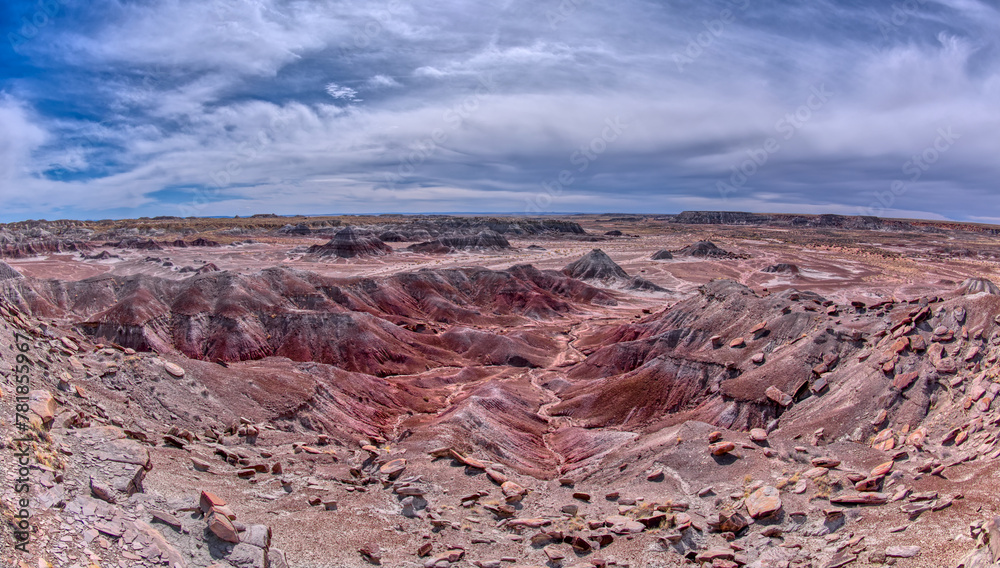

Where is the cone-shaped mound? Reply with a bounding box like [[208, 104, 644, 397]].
[[651, 250, 673, 260], [309, 227, 393, 258], [677, 240, 734, 258], [0, 260, 23, 280], [627, 276, 668, 292], [958, 278, 1000, 295], [762, 263, 800, 274], [562, 249, 629, 280], [196, 263, 221, 274]]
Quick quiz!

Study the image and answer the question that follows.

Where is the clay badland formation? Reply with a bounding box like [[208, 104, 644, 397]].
[[3, 213, 1000, 568]]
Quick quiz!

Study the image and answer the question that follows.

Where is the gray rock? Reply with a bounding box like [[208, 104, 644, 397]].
[[268, 548, 290, 568], [150, 509, 183, 530], [90, 477, 117, 504], [228, 542, 268, 568], [241, 525, 272, 549], [885, 545, 921, 558]]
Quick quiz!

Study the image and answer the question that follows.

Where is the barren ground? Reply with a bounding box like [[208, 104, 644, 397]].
[[2, 214, 1000, 568]]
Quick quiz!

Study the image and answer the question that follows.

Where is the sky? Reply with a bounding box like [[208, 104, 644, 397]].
[[0, 0, 998, 223]]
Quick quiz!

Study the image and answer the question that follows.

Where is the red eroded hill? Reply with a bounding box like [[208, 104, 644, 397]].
[[8, 265, 614, 376], [553, 278, 1000, 444]]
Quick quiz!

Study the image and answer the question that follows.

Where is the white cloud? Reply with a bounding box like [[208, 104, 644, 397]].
[[413, 66, 448, 78], [55, 0, 337, 76], [325, 83, 360, 101], [0, 96, 48, 185], [366, 75, 401, 88]]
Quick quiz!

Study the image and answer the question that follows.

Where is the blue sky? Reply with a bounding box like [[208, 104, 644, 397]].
[[1, 0, 998, 222]]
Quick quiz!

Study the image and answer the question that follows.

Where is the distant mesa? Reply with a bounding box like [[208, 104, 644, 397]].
[[82, 251, 120, 260], [190, 237, 221, 247], [171, 239, 188, 247], [309, 227, 393, 258], [106, 238, 163, 251], [671, 211, 767, 225], [563, 249, 667, 292], [762, 263, 800, 275], [278, 223, 312, 235], [0, 260, 23, 280], [527, 245, 546, 251], [378, 231, 407, 242], [2, 239, 91, 258], [676, 240, 738, 258], [958, 278, 1000, 295], [387, 229, 434, 242], [651, 250, 673, 260], [406, 230, 511, 254], [604, 230, 623, 236], [480, 218, 585, 235], [357, 218, 586, 244], [670, 210, 895, 231]]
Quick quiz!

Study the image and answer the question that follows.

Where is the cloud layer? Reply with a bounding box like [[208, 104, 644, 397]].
[[0, 0, 998, 221]]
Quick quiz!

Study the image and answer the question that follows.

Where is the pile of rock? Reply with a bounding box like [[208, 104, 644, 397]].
[[201, 491, 287, 568]]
